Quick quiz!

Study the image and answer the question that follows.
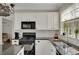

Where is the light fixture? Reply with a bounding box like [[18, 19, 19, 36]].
[[0, 3, 15, 16]]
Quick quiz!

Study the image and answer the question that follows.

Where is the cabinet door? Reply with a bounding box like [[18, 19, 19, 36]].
[[15, 12, 32, 30], [48, 42, 56, 55], [35, 40, 52, 55], [29, 15, 36, 21], [53, 12, 59, 30], [14, 13, 23, 30], [48, 13, 54, 30], [14, 16, 21, 30], [48, 12, 59, 30], [36, 13, 48, 30]]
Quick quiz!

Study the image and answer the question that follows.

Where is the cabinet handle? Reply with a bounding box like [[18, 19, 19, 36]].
[[38, 41, 40, 43], [14, 41, 17, 42]]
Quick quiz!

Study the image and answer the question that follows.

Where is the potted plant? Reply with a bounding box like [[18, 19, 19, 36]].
[[74, 28, 79, 39], [64, 21, 68, 34]]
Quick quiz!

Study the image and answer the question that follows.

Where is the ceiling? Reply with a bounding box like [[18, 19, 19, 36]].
[[15, 3, 70, 12]]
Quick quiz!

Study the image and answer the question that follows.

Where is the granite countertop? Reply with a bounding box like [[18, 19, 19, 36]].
[[53, 41, 79, 55], [49, 38, 79, 55], [0, 45, 23, 55]]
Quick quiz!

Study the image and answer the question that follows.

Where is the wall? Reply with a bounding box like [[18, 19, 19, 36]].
[[36, 30, 60, 38], [36, 30, 53, 38], [13, 30, 54, 38]]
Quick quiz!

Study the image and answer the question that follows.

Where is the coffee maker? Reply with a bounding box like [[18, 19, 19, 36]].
[[15, 32, 19, 39]]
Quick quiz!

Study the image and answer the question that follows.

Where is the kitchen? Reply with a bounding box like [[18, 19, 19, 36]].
[[0, 3, 79, 55]]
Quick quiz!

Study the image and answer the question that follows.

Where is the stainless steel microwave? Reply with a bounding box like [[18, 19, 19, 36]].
[[21, 21, 35, 29]]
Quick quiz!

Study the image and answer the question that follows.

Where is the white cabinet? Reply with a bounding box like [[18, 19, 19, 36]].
[[48, 12, 59, 30], [53, 12, 59, 30], [35, 40, 49, 55], [48, 42, 56, 55], [14, 12, 36, 30], [12, 40, 19, 45], [17, 47, 24, 55], [15, 12, 36, 21], [36, 13, 48, 30], [28, 15, 36, 21], [14, 14, 21, 30], [15, 12, 59, 30], [36, 12, 59, 30], [35, 40, 56, 55], [48, 13, 54, 30]]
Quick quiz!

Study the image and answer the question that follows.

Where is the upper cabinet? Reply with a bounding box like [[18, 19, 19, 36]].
[[48, 12, 59, 30], [36, 12, 59, 30], [15, 12, 37, 30], [53, 12, 59, 30], [15, 12, 59, 30], [48, 13, 54, 30], [36, 13, 48, 30]]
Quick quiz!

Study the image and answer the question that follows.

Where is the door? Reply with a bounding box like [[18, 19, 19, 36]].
[[35, 40, 56, 55]]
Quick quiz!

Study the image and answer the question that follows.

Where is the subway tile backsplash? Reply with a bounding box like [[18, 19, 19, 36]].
[[36, 30, 53, 38]]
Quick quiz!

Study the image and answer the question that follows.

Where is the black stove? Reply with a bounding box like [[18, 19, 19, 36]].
[[19, 32, 36, 45], [19, 32, 36, 55]]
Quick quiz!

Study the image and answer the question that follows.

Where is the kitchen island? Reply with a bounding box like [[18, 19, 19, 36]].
[[0, 45, 24, 55]]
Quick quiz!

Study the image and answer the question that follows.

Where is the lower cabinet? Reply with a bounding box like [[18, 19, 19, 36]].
[[49, 42, 56, 55], [35, 40, 56, 55], [17, 47, 24, 55]]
